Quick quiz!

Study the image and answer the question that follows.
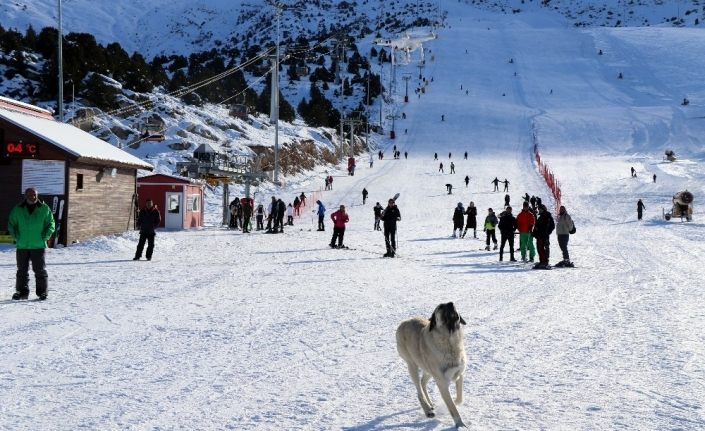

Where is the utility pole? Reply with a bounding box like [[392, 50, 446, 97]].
[[57, 0, 64, 121], [269, 5, 281, 185], [402, 73, 411, 102]]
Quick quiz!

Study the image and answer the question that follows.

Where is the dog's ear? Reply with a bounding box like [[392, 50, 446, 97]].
[[428, 312, 436, 332], [459, 315, 466, 325]]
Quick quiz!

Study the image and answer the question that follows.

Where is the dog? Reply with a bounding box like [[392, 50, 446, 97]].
[[396, 302, 467, 428]]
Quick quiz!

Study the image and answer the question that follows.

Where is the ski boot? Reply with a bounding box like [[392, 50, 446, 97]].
[[12, 291, 29, 300], [493, 244, 498, 250], [484, 245, 490, 251], [555, 260, 566, 268]]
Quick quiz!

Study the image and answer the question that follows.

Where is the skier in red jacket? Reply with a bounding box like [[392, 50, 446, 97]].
[[329, 205, 349, 248]]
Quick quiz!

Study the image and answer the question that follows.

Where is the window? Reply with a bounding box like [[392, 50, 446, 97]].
[[191, 195, 200, 211], [76, 173, 84, 190], [167, 194, 180, 213]]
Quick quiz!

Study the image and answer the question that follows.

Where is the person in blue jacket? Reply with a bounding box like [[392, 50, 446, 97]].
[[316, 200, 326, 231]]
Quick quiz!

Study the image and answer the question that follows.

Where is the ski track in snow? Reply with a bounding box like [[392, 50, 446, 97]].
[[2, 4, 705, 431]]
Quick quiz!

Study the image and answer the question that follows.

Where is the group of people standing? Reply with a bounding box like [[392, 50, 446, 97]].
[[228, 192, 308, 234], [451, 193, 575, 269]]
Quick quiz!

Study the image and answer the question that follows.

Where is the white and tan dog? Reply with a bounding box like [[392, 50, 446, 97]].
[[396, 302, 467, 428]]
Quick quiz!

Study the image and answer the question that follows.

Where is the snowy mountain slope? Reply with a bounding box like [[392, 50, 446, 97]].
[[1, 3, 705, 431], [2, 1, 703, 58]]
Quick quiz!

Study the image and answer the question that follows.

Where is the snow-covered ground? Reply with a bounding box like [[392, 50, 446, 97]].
[[2, 4, 705, 430]]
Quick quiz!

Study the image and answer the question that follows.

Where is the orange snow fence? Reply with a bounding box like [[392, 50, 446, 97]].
[[533, 140, 562, 214]]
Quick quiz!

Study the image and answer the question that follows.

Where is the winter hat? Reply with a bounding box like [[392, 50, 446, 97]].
[[457, 202, 463, 208], [469, 201, 475, 207], [506, 206, 512, 212], [488, 208, 494, 212]]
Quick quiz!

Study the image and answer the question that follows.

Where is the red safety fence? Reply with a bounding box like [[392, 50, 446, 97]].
[[533, 139, 562, 214]]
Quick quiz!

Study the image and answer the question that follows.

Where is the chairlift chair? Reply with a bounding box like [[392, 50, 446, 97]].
[[230, 104, 249, 120], [140, 121, 165, 142]]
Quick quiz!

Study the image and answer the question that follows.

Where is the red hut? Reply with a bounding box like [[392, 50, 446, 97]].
[[137, 174, 205, 229]]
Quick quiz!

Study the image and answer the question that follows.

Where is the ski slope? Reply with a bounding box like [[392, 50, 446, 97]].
[[2, 4, 705, 430]]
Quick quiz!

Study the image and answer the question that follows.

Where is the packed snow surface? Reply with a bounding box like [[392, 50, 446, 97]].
[[2, 4, 705, 430]]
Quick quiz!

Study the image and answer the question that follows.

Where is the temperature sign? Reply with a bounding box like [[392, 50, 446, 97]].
[[4, 142, 39, 158]]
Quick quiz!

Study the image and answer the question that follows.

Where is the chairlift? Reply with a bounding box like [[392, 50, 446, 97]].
[[229, 104, 249, 120], [140, 122, 165, 142], [296, 66, 310, 77]]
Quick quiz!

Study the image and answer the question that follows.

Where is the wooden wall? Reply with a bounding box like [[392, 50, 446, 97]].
[[66, 162, 137, 244], [0, 159, 22, 232]]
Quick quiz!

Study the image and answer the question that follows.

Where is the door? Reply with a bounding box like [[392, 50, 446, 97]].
[[165, 192, 183, 229]]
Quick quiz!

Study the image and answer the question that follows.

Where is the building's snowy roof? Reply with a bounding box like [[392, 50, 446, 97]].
[[138, 173, 205, 185], [0, 106, 153, 170]]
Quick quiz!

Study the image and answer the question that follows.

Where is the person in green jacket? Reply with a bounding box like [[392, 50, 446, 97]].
[[8, 187, 55, 300]]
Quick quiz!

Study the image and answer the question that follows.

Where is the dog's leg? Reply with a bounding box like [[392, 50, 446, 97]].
[[435, 378, 466, 428], [421, 371, 434, 409], [455, 373, 464, 405], [407, 363, 435, 417]]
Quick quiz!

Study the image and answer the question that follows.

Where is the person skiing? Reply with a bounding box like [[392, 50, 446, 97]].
[[637, 199, 646, 220], [452, 202, 465, 238], [464, 151, 468, 160], [530, 195, 536, 211], [523, 192, 530, 203], [497, 206, 517, 262], [276, 199, 287, 233], [448, 152, 452, 159], [446, 183, 453, 195], [504, 194, 510, 207], [242, 198, 253, 233], [462, 202, 478, 238], [382, 198, 401, 257], [492, 177, 500, 192], [266, 196, 277, 232], [373, 202, 383, 231], [229, 197, 241, 229], [134, 198, 161, 262], [503, 178, 510, 192], [441, 114, 445, 121], [293, 196, 301, 216], [532, 204, 555, 269], [439, 162, 444, 173], [255, 204, 265, 231], [404, 151, 408, 159], [555, 205, 575, 267], [316, 200, 326, 231], [324, 176, 330, 191], [483, 208, 499, 250], [631, 166, 636, 177], [329, 205, 349, 248], [299, 192, 307, 207], [8, 187, 55, 300], [328, 175, 334, 190], [362, 188, 369, 205], [450, 162, 455, 174], [464, 175, 470, 187], [653, 173, 657, 183], [516, 201, 536, 262], [434, 152, 438, 160], [286, 203, 294, 226]]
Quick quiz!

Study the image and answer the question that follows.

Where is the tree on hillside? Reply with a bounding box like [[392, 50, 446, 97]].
[[82, 73, 120, 111]]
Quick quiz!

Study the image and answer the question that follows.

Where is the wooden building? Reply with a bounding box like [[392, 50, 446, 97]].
[[0, 96, 153, 246], [137, 174, 205, 229]]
